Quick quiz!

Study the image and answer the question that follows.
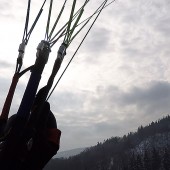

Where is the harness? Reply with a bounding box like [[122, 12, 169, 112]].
[[0, 0, 114, 169]]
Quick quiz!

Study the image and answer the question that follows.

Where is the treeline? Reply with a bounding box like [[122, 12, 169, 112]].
[[44, 115, 170, 170], [126, 147, 170, 170]]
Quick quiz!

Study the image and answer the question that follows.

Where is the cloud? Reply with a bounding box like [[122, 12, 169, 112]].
[[121, 81, 170, 115], [49, 80, 170, 150], [83, 27, 112, 54], [155, 17, 170, 36], [52, 81, 170, 123], [85, 81, 170, 118], [0, 60, 13, 69], [49, 90, 86, 114], [0, 2, 12, 18]]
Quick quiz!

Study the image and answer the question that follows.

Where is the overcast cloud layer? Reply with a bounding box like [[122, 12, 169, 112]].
[[0, 0, 170, 151]]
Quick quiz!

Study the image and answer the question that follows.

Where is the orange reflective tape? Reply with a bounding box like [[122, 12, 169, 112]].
[[47, 128, 61, 145]]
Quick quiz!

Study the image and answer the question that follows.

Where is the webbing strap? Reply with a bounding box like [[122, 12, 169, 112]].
[[0, 73, 19, 120]]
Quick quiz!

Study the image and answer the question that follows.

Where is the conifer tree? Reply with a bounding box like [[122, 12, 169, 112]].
[[136, 154, 144, 170], [151, 147, 161, 170], [163, 148, 170, 170], [144, 150, 152, 170]]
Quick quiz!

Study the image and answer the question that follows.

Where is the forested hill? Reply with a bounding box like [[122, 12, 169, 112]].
[[45, 115, 170, 170]]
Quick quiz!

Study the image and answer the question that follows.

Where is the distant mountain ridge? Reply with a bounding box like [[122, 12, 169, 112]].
[[45, 115, 170, 170], [53, 147, 87, 158]]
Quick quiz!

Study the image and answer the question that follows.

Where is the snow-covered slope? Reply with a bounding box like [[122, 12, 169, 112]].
[[133, 132, 170, 155]]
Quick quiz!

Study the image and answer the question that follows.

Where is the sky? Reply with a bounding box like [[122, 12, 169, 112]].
[[0, 0, 170, 151]]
